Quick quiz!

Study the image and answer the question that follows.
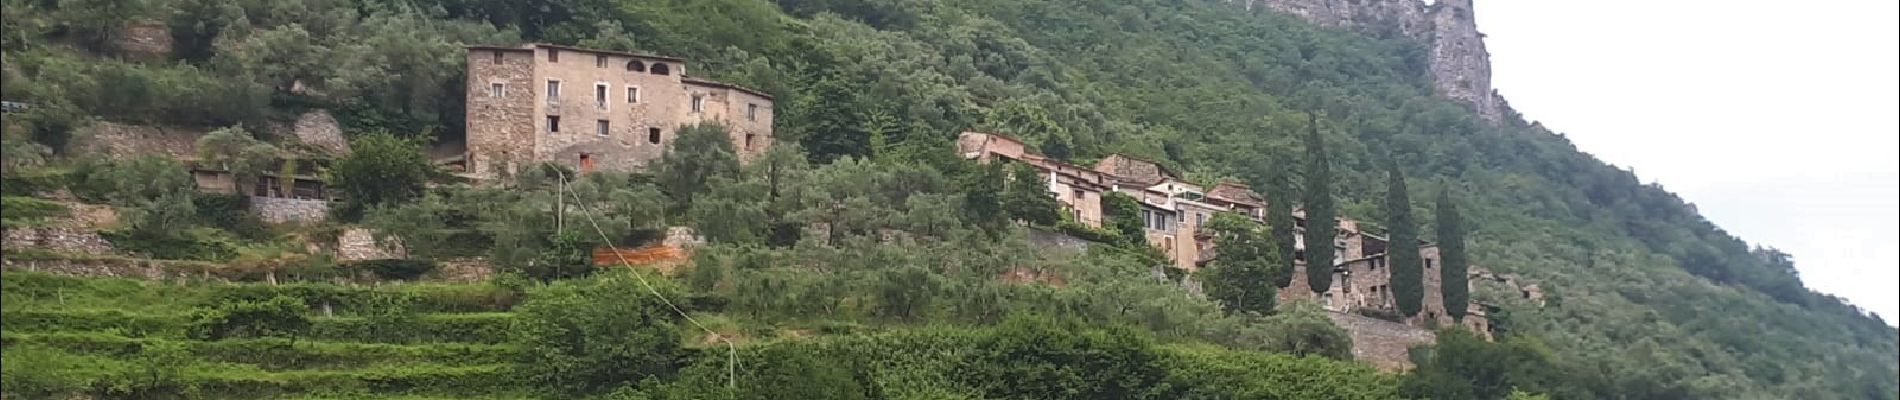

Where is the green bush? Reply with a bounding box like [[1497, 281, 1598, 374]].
[[354, 259, 438, 281], [514, 270, 688, 395], [192, 193, 270, 240], [0, 310, 183, 337], [0, 167, 68, 196], [308, 313, 515, 344], [0, 195, 66, 227], [187, 295, 312, 340]]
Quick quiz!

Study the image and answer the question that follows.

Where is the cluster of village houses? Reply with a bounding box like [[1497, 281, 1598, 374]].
[[956, 132, 1497, 333], [180, 43, 1508, 335]]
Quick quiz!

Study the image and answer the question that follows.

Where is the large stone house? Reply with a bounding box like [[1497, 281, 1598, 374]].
[[956, 131, 1492, 336], [462, 43, 774, 179]]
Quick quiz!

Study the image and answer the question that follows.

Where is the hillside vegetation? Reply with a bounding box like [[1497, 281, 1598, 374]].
[[1, 0, 1895, 398]]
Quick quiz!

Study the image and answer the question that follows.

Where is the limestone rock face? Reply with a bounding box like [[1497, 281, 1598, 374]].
[[291, 110, 350, 155], [1227, 0, 1506, 123]]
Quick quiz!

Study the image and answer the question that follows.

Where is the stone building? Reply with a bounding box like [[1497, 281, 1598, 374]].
[[463, 43, 774, 179]]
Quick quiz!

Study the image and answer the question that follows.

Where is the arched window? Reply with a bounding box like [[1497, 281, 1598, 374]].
[[650, 63, 670, 75], [626, 60, 646, 72]]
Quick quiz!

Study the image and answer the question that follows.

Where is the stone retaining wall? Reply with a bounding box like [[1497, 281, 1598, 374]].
[[250, 197, 329, 224], [2, 228, 114, 254], [1327, 311, 1436, 371]]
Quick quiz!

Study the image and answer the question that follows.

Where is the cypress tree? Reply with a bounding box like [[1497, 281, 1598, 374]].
[[1266, 166, 1297, 289], [1437, 184, 1470, 322], [1387, 162, 1423, 317], [1301, 114, 1337, 295]]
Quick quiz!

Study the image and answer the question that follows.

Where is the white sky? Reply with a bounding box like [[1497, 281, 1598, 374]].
[[1475, 0, 1900, 322]]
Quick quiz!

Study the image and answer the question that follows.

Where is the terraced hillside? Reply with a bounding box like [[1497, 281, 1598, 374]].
[[0, 272, 527, 398]]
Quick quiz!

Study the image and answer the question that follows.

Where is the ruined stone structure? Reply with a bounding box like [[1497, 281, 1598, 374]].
[[463, 44, 774, 179], [1227, 0, 1505, 122]]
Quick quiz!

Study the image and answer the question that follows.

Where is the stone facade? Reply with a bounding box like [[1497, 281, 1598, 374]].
[[464, 44, 774, 179], [249, 197, 329, 224], [1226, 0, 1505, 122]]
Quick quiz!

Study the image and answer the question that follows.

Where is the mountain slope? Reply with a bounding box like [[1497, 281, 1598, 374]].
[[2, 0, 1893, 397]]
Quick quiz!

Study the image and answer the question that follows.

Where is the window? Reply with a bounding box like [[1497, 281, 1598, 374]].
[[626, 60, 646, 72], [744, 134, 755, 151], [650, 63, 670, 75], [747, 103, 758, 121], [1426, 258, 1435, 269], [594, 84, 607, 108], [1072, 189, 1084, 201], [626, 86, 640, 103], [547, 48, 559, 62], [492, 51, 503, 64], [579, 153, 594, 172], [1195, 212, 1206, 227], [546, 116, 561, 133], [489, 83, 504, 98], [596, 120, 609, 136], [647, 128, 661, 144], [690, 95, 704, 113], [546, 80, 561, 103], [595, 55, 608, 68]]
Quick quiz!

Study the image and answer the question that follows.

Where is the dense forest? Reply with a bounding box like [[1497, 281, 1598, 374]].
[[1, 0, 1895, 398]]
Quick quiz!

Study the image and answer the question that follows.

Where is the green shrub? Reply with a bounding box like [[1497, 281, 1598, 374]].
[[513, 270, 688, 395], [0, 310, 183, 337], [308, 313, 515, 344], [191, 193, 270, 240], [0, 195, 66, 227], [354, 259, 438, 281], [187, 295, 312, 340], [1053, 220, 1121, 244], [0, 167, 69, 196]]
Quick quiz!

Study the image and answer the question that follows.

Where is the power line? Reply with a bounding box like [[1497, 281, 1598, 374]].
[[552, 169, 738, 393]]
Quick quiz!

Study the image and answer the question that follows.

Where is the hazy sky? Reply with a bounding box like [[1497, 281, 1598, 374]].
[[1475, 0, 1899, 322]]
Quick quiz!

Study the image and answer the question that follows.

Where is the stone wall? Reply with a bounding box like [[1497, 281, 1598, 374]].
[[336, 228, 407, 262], [0, 257, 227, 281], [1327, 311, 1435, 371], [250, 197, 329, 224], [2, 228, 114, 254]]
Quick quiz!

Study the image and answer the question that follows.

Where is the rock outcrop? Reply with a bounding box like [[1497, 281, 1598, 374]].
[[1228, 0, 1506, 123]]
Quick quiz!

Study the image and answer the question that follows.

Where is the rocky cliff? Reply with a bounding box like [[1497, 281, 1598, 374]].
[[1228, 0, 1506, 123]]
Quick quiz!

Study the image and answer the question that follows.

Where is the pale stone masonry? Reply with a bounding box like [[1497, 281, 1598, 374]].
[[464, 43, 774, 179]]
